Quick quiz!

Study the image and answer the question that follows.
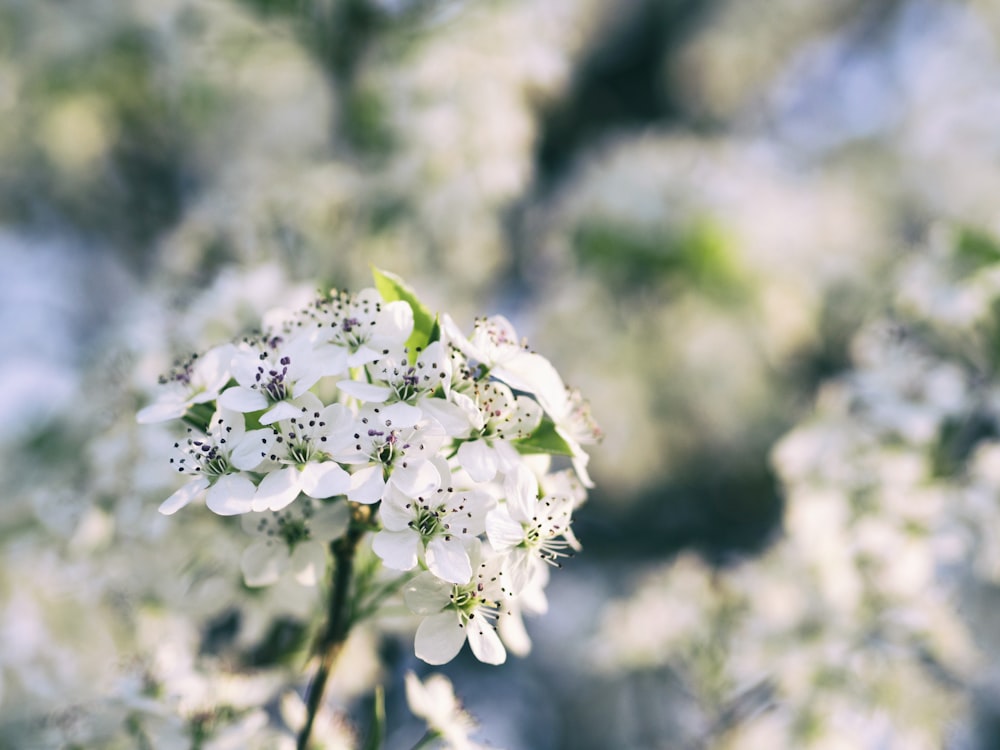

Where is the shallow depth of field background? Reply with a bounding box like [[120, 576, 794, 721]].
[[6, 1, 1000, 748]]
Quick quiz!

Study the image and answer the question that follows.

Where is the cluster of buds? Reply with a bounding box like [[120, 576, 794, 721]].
[[138, 270, 600, 665]]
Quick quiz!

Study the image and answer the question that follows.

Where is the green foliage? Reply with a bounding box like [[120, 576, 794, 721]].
[[954, 225, 1000, 277], [574, 218, 746, 302], [513, 418, 575, 457], [363, 686, 386, 750], [371, 267, 438, 351]]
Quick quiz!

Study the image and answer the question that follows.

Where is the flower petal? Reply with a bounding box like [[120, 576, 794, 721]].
[[159, 477, 209, 515], [218, 387, 269, 413], [457, 440, 497, 483], [485, 506, 524, 552], [298, 461, 350, 499], [417, 397, 471, 437], [426, 537, 473, 585], [308, 501, 351, 540], [241, 540, 288, 587], [230, 428, 274, 471], [503, 465, 539, 522], [253, 467, 301, 512], [379, 487, 416, 531], [372, 529, 420, 571], [403, 572, 453, 614], [206, 474, 256, 515], [347, 465, 385, 504], [291, 541, 327, 586], [467, 614, 506, 665], [137, 397, 187, 424], [337, 380, 392, 403], [414, 612, 466, 666], [260, 400, 302, 425], [498, 608, 532, 657], [390, 460, 440, 498]]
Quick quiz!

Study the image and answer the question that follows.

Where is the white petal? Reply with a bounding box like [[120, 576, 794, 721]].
[[298, 461, 350, 499], [571, 450, 595, 489], [311, 343, 349, 379], [467, 614, 506, 665], [337, 380, 392, 403], [137, 397, 187, 424], [379, 487, 417, 531], [308, 501, 351, 540], [230, 429, 274, 471], [390, 460, 439, 498], [372, 529, 420, 571], [485, 507, 524, 551], [426, 537, 472, 584], [205, 474, 256, 515], [375, 300, 415, 343], [493, 439, 523, 475], [506, 548, 535, 593], [347, 345, 382, 368], [403, 572, 453, 614], [253, 467, 301, 511], [231, 349, 264, 387], [498, 608, 532, 657], [347, 465, 385, 504], [457, 440, 497, 483], [218, 387, 268, 413], [159, 477, 209, 515], [196, 343, 237, 394], [260, 401, 301, 425], [417, 397, 471, 437], [504, 465, 539, 522], [494, 351, 565, 414], [380, 401, 423, 429], [241, 540, 288, 587], [414, 612, 466, 666], [291, 541, 327, 586]]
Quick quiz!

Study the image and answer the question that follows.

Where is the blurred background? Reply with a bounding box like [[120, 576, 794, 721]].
[[6, 0, 1000, 747]]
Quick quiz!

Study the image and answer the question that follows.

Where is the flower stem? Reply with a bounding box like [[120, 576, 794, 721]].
[[409, 730, 441, 750], [297, 504, 371, 750]]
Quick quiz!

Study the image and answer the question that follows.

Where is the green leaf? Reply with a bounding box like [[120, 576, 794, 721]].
[[181, 401, 215, 433], [363, 685, 386, 750], [955, 226, 1000, 276], [513, 417, 574, 456], [371, 267, 438, 351]]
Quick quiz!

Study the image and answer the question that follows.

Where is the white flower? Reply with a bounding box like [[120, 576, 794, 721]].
[[485, 465, 578, 591], [302, 288, 414, 367], [251, 395, 351, 512], [137, 343, 236, 423], [328, 403, 445, 503], [240, 497, 351, 587], [337, 340, 452, 405], [372, 472, 494, 584], [454, 381, 541, 482], [218, 334, 345, 425], [443, 314, 600, 486], [404, 671, 489, 750], [403, 543, 511, 665], [159, 409, 268, 516]]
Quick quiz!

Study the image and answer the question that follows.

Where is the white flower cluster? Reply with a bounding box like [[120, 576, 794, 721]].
[[138, 270, 600, 667]]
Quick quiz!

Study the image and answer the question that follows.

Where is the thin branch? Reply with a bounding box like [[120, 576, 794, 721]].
[[297, 503, 371, 750]]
